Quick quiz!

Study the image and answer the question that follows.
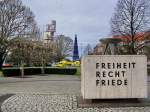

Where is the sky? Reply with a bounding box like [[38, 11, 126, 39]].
[[22, 0, 118, 48]]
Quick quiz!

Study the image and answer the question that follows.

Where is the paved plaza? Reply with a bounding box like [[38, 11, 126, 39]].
[[0, 75, 150, 112], [0, 75, 80, 95]]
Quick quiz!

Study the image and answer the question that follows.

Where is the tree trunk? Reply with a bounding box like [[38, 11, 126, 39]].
[[130, 40, 136, 54], [130, 1, 136, 55], [20, 60, 24, 78], [0, 57, 3, 70]]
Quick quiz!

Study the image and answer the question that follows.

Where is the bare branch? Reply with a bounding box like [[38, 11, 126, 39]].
[[111, 0, 150, 54]]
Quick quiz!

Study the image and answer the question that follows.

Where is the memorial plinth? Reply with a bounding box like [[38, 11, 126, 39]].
[[81, 55, 147, 99]]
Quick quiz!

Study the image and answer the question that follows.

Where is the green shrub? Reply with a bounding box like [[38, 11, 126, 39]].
[[2, 67, 77, 76]]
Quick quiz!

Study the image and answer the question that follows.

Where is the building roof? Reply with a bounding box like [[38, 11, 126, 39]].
[[113, 32, 150, 42]]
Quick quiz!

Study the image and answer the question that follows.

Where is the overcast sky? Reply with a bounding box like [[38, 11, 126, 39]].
[[22, 0, 118, 47]]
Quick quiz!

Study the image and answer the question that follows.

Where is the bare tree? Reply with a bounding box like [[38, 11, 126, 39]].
[[83, 44, 93, 55], [111, 0, 150, 54], [0, 0, 36, 69], [7, 38, 53, 67], [137, 33, 150, 61], [54, 35, 73, 62]]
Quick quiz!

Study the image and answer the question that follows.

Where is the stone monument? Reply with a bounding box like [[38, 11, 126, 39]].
[[81, 55, 147, 99]]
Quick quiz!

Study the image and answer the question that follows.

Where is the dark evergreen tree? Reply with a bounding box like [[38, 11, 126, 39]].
[[73, 34, 79, 61]]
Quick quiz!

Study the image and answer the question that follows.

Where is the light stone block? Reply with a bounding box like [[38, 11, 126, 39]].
[[81, 55, 147, 99]]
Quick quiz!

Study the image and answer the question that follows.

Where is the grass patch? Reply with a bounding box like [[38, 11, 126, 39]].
[[0, 70, 4, 77], [75, 67, 81, 76]]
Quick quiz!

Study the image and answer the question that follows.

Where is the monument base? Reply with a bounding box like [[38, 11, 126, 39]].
[[77, 96, 150, 108]]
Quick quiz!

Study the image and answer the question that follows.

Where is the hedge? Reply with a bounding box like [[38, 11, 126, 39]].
[[2, 67, 77, 77], [3, 68, 20, 76], [45, 67, 77, 74]]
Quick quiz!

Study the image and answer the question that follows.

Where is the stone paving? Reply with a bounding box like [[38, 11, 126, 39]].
[[1, 94, 150, 112], [0, 75, 80, 95], [0, 75, 150, 112]]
